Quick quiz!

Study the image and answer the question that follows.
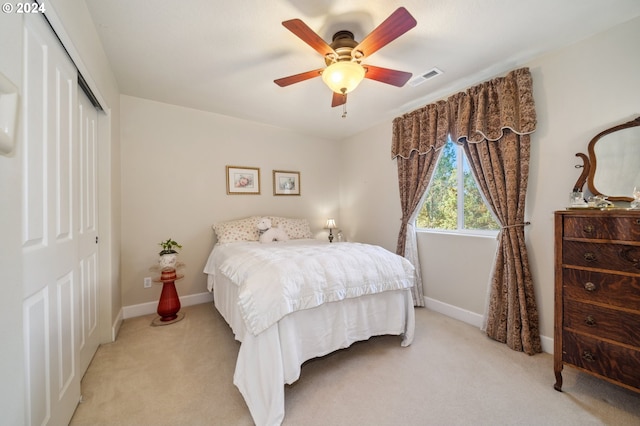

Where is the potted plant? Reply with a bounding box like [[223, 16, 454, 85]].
[[158, 238, 182, 270]]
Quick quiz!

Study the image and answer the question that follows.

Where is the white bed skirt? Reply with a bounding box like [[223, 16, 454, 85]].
[[209, 273, 415, 426]]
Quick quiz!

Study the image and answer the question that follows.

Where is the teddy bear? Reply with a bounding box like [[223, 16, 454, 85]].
[[257, 217, 289, 243]]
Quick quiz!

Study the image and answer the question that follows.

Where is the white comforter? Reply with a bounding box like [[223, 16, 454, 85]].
[[208, 239, 415, 336], [203, 239, 416, 426]]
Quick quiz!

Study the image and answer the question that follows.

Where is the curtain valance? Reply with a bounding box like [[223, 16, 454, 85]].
[[391, 100, 449, 159], [449, 67, 537, 143], [391, 68, 537, 158]]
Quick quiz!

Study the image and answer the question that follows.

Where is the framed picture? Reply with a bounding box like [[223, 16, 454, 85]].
[[273, 170, 300, 196], [226, 166, 260, 194]]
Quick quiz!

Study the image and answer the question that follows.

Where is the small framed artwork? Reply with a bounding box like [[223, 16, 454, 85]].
[[273, 170, 300, 196], [226, 166, 260, 194]]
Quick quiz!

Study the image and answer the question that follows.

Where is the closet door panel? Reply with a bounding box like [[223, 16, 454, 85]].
[[22, 13, 81, 426]]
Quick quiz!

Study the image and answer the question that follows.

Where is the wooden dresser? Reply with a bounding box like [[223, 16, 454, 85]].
[[554, 209, 640, 393]]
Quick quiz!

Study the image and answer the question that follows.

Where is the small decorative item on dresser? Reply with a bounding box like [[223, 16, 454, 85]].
[[553, 209, 640, 394], [569, 191, 586, 207], [631, 186, 640, 209]]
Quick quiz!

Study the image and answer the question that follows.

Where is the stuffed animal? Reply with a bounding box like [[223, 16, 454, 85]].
[[257, 217, 289, 243]]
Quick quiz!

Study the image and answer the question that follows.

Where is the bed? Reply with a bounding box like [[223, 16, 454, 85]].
[[203, 216, 416, 426]]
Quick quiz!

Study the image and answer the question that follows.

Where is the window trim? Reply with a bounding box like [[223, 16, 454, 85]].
[[455, 144, 465, 230], [417, 227, 499, 238]]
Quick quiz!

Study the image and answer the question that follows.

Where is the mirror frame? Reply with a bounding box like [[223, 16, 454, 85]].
[[586, 116, 640, 202]]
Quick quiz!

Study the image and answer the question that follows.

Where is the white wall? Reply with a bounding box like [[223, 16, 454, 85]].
[[0, 10, 26, 426], [339, 123, 402, 251], [342, 16, 640, 347], [418, 233, 497, 318], [120, 95, 341, 307]]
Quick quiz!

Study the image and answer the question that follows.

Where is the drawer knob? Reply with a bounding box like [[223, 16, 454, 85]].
[[584, 281, 597, 292], [582, 351, 596, 363], [583, 252, 597, 262], [585, 315, 597, 327], [583, 224, 595, 234]]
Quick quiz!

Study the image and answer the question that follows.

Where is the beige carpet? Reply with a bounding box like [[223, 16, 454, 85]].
[[70, 303, 640, 425]]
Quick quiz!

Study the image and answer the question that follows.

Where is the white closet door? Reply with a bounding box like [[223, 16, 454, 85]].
[[77, 89, 100, 376], [22, 13, 83, 426]]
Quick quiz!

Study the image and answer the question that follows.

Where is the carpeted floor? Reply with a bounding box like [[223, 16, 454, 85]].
[[70, 303, 640, 425]]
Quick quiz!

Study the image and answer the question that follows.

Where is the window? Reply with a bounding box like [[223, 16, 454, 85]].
[[416, 138, 500, 232]]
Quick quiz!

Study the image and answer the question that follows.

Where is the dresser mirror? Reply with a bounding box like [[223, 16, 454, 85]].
[[582, 116, 640, 202]]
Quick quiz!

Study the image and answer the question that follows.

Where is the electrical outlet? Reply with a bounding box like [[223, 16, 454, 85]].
[[143, 277, 152, 288]]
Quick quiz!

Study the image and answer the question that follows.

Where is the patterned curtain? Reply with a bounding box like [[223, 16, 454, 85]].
[[392, 101, 449, 306], [448, 68, 542, 354]]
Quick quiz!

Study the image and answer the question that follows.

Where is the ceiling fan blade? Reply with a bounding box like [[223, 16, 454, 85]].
[[282, 19, 337, 57], [354, 7, 417, 58], [274, 69, 324, 87], [363, 65, 412, 87], [331, 91, 347, 107]]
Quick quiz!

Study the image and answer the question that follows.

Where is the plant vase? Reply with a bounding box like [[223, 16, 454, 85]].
[[159, 251, 178, 270]]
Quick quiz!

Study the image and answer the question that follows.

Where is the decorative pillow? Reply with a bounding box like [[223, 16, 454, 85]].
[[212, 216, 260, 243], [269, 216, 313, 239]]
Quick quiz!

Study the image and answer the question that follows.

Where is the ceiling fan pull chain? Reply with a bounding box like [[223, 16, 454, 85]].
[[341, 90, 347, 118]]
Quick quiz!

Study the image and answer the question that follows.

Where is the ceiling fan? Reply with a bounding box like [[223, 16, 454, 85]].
[[274, 7, 417, 114]]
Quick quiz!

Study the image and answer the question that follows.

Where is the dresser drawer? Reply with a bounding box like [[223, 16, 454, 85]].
[[564, 215, 640, 241], [563, 269, 640, 310], [563, 331, 640, 389], [563, 300, 640, 346], [562, 241, 640, 274]]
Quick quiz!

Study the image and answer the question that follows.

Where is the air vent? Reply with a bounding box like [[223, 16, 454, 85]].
[[409, 67, 443, 87]]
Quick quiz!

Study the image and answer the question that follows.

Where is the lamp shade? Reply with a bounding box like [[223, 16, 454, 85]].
[[321, 61, 365, 94], [325, 218, 337, 229]]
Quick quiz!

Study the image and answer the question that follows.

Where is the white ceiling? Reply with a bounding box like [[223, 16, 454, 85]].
[[84, 0, 640, 141]]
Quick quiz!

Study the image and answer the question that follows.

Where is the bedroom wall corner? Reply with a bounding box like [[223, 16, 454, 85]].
[[338, 122, 402, 252], [119, 95, 341, 309]]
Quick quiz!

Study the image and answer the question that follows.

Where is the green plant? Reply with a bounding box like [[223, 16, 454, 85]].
[[158, 238, 182, 255]]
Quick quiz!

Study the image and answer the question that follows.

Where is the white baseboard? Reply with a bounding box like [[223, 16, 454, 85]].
[[424, 296, 553, 354], [112, 308, 123, 341], [540, 334, 553, 354], [122, 291, 214, 320], [424, 297, 484, 328]]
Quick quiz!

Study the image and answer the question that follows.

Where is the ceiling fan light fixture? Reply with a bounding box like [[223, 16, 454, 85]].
[[321, 61, 365, 94]]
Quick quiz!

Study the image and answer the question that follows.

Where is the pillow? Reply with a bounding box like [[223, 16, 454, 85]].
[[269, 216, 313, 239], [212, 216, 260, 244]]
